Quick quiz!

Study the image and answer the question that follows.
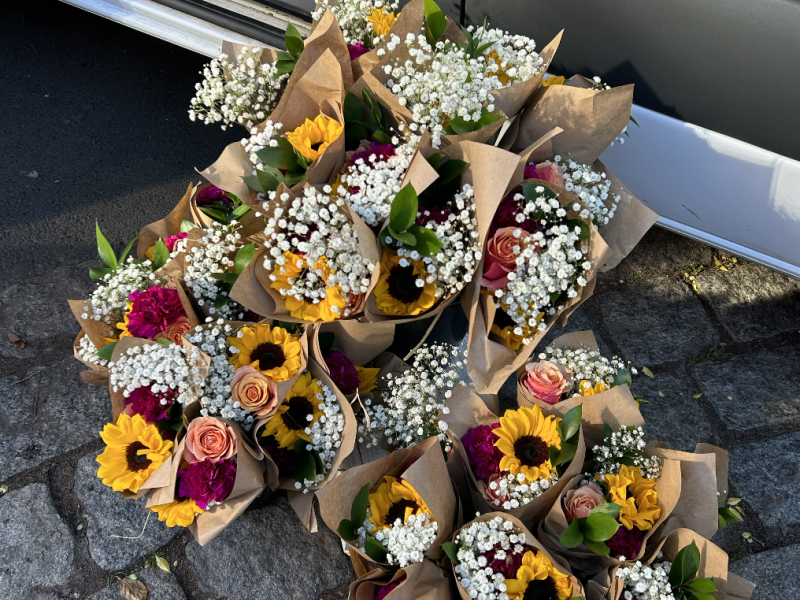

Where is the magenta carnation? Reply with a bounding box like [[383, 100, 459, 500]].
[[523, 163, 540, 180], [324, 351, 360, 394], [125, 386, 177, 423], [164, 232, 188, 253], [349, 142, 396, 164], [196, 185, 232, 206], [606, 523, 644, 559], [178, 458, 236, 510], [488, 193, 538, 239], [484, 544, 525, 579], [375, 575, 406, 600], [461, 424, 504, 481], [125, 286, 187, 339], [348, 43, 370, 60], [416, 205, 453, 227]]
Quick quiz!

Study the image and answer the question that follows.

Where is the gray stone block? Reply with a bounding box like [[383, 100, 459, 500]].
[[74, 450, 179, 571], [0, 484, 73, 600], [0, 357, 109, 480], [696, 346, 800, 432], [614, 227, 716, 281], [730, 543, 800, 600], [87, 568, 186, 600], [186, 498, 354, 599]]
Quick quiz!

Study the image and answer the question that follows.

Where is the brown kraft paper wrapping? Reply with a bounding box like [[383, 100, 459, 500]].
[[310, 320, 395, 373], [136, 183, 196, 259], [444, 384, 586, 528], [349, 560, 454, 600], [73, 330, 110, 386], [317, 436, 457, 566], [451, 512, 585, 600], [68, 299, 117, 351], [465, 181, 612, 394]]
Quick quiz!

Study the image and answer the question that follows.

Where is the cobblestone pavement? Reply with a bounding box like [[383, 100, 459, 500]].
[[3, 1, 800, 599]]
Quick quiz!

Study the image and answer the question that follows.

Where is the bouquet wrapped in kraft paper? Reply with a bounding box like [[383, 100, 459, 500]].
[[73, 329, 110, 386], [444, 383, 586, 528], [317, 436, 458, 572], [449, 512, 585, 600], [255, 356, 357, 531], [464, 179, 612, 394], [586, 528, 754, 600], [348, 560, 454, 600]]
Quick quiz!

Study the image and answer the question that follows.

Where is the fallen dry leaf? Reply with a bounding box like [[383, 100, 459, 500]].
[[8, 333, 25, 349], [155, 555, 170, 573], [118, 577, 147, 600], [642, 366, 654, 378]]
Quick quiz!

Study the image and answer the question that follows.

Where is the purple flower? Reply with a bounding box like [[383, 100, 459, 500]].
[[523, 163, 540, 180], [348, 43, 370, 61], [484, 545, 524, 579], [375, 575, 406, 600], [196, 185, 232, 207], [164, 232, 188, 253], [125, 286, 187, 340], [178, 458, 236, 509], [488, 193, 538, 239], [416, 205, 453, 227], [461, 424, 504, 481], [125, 386, 176, 423], [324, 351, 360, 394], [349, 142, 397, 164], [260, 435, 298, 477], [606, 523, 644, 559]]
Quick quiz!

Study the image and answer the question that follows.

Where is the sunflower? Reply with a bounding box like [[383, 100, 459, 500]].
[[541, 75, 566, 87], [116, 301, 134, 339], [366, 8, 397, 37], [578, 380, 608, 396], [227, 323, 303, 382], [373, 250, 437, 316], [96, 413, 174, 493], [261, 372, 324, 448], [355, 365, 380, 394], [285, 114, 344, 161], [601, 465, 661, 531], [490, 324, 525, 350], [494, 406, 561, 483], [150, 498, 204, 527], [271, 251, 349, 322], [505, 549, 573, 600], [368, 475, 432, 532]]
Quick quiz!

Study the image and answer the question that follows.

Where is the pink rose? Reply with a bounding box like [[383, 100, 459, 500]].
[[524, 160, 565, 187], [184, 416, 238, 464], [521, 360, 573, 405], [155, 317, 191, 346], [563, 481, 605, 521], [478, 473, 511, 508], [481, 227, 525, 291], [230, 366, 279, 419]]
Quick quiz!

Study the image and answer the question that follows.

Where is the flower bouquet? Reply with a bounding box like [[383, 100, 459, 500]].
[[347, 560, 453, 600], [446, 512, 584, 600], [317, 436, 457, 569]]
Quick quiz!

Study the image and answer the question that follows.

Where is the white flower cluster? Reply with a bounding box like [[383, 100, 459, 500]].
[[357, 510, 438, 567], [76, 334, 108, 368], [183, 222, 250, 319], [312, 0, 398, 47], [382, 29, 542, 146], [453, 515, 526, 600], [616, 557, 675, 600], [592, 426, 663, 481], [336, 137, 418, 226], [186, 320, 253, 426], [488, 471, 560, 510], [305, 381, 345, 478], [189, 47, 287, 130], [554, 155, 620, 226], [362, 343, 463, 450], [397, 184, 481, 299], [84, 258, 161, 326], [263, 187, 375, 317], [494, 187, 591, 343], [537, 345, 634, 393], [241, 119, 284, 175], [109, 342, 203, 406]]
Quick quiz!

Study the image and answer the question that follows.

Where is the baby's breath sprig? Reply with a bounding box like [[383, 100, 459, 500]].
[[554, 155, 620, 226], [590, 425, 662, 481]]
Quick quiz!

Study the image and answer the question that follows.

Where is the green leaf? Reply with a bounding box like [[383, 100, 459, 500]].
[[274, 320, 297, 334], [234, 243, 256, 274], [118, 235, 141, 266], [474, 111, 505, 130], [364, 536, 388, 563], [388, 225, 416, 246], [95, 221, 117, 269], [582, 539, 611, 556], [549, 445, 561, 467], [423, 0, 447, 41], [282, 171, 308, 188], [344, 92, 363, 123], [275, 50, 295, 61], [337, 519, 359, 541], [200, 206, 230, 223], [318, 331, 335, 356], [155, 555, 171, 573], [442, 541, 460, 564], [242, 175, 265, 193], [152, 239, 170, 269], [406, 225, 443, 257], [226, 193, 242, 205], [718, 506, 744, 527], [686, 579, 717, 593], [231, 204, 251, 221], [96, 341, 118, 361], [602, 423, 614, 441], [558, 518, 584, 548], [153, 338, 172, 347], [559, 441, 578, 465], [389, 184, 419, 232], [214, 293, 229, 310], [371, 129, 391, 144], [436, 159, 469, 186], [256, 145, 301, 172], [346, 122, 372, 149], [294, 450, 317, 485], [180, 219, 197, 233], [285, 25, 304, 58], [613, 367, 632, 388], [590, 503, 622, 518], [427, 153, 445, 170], [630, 114, 641, 128], [285, 22, 303, 41], [89, 267, 114, 280], [669, 541, 701, 587], [352, 482, 370, 528], [311, 448, 325, 475], [584, 512, 620, 542], [561, 404, 583, 441], [566, 219, 591, 242], [275, 59, 297, 77], [444, 116, 475, 135]]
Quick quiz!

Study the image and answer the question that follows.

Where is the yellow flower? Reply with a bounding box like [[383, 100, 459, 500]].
[[599, 465, 661, 531], [261, 372, 324, 448], [506, 550, 573, 600], [285, 114, 344, 161], [490, 324, 525, 350], [368, 475, 432, 532], [150, 498, 204, 527], [494, 405, 561, 483], [355, 365, 379, 394], [96, 413, 174, 493], [373, 250, 437, 316], [115, 301, 134, 339], [542, 75, 566, 87], [271, 251, 349, 322], [366, 8, 397, 37], [578, 380, 608, 396], [485, 50, 511, 86], [227, 323, 303, 382]]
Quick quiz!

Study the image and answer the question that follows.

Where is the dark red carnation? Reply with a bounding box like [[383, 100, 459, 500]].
[[125, 286, 187, 340], [348, 43, 370, 60], [488, 193, 538, 239], [606, 523, 644, 559], [197, 185, 232, 207], [125, 386, 177, 423], [324, 351, 360, 394], [461, 424, 504, 481], [178, 458, 236, 509]]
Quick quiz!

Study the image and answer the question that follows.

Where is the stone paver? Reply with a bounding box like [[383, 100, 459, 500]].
[[0, 357, 110, 480], [696, 346, 800, 432], [186, 498, 354, 599], [728, 431, 800, 529], [730, 543, 800, 600], [0, 484, 73, 600], [697, 262, 800, 343], [87, 568, 186, 600], [611, 226, 716, 281], [539, 304, 613, 356], [597, 276, 720, 366], [74, 451, 180, 571]]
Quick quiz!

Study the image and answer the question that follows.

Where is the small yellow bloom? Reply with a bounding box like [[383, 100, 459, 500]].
[[285, 114, 344, 161], [261, 372, 324, 448], [491, 324, 525, 350], [505, 549, 573, 600], [578, 380, 608, 396], [494, 405, 561, 483], [150, 498, 204, 527], [116, 301, 134, 339], [227, 323, 303, 381], [373, 250, 437, 316], [599, 465, 661, 531], [484, 50, 511, 86], [271, 251, 349, 322], [542, 75, 566, 87], [355, 365, 379, 394], [366, 8, 396, 37], [368, 475, 432, 532]]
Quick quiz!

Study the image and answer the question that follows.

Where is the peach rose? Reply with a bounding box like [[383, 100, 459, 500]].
[[528, 160, 565, 188], [481, 227, 525, 291], [184, 416, 238, 464], [521, 360, 573, 405], [563, 481, 605, 520], [230, 366, 279, 419], [478, 473, 510, 508], [156, 317, 190, 346]]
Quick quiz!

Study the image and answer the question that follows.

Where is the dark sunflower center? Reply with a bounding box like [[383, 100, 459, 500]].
[[310, 141, 323, 152], [387, 265, 423, 304], [523, 577, 559, 600], [513, 435, 550, 468], [251, 342, 285, 370], [385, 499, 419, 526], [284, 396, 314, 431], [125, 442, 152, 472]]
